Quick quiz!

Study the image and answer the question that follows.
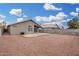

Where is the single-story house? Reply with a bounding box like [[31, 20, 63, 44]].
[[0, 22, 6, 36], [41, 23, 65, 33], [41, 23, 60, 30], [8, 20, 42, 35]]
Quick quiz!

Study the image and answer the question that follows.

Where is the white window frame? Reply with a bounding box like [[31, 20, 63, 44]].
[[28, 25, 32, 32]]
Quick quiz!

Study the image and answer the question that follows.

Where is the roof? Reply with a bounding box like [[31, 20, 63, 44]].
[[8, 20, 42, 28], [41, 23, 60, 29]]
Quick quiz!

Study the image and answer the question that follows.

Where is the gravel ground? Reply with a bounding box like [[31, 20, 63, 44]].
[[0, 33, 79, 56]]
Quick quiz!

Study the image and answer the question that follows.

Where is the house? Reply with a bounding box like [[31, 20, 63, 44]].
[[0, 22, 6, 36], [40, 23, 66, 33], [41, 23, 60, 30], [0, 23, 3, 36], [8, 20, 42, 35]]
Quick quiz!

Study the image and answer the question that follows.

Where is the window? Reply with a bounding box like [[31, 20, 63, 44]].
[[28, 25, 32, 31]]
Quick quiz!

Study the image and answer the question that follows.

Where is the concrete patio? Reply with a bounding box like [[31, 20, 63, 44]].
[[23, 33, 48, 37]]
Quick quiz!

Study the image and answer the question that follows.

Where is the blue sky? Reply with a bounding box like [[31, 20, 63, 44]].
[[0, 3, 79, 28]]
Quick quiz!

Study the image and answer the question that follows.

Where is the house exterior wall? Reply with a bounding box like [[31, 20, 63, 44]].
[[9, 21, 35, 35], [0, 28, 3, 36]]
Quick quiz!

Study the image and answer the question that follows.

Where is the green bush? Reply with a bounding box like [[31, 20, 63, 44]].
[[68, 17, 79, 29]]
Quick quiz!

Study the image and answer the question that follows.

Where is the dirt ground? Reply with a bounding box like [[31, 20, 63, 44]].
[[0, 33, 79, 56]]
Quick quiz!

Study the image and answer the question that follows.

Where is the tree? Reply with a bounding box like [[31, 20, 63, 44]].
[[68, 17, 79, 29]]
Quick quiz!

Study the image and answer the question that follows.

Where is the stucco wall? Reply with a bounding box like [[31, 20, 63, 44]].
[[9, 21, 34, 35], [0, 28, 2, 36]]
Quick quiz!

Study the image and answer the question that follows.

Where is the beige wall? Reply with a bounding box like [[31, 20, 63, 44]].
[[0, 28, 3, 36], [9, 21, 35, 35]]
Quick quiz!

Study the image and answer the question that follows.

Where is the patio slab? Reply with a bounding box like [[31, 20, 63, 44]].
[[23, 33, 48, 37]]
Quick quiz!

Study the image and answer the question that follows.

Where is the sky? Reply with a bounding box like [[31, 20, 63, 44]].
[[0, 3, 79, 28]]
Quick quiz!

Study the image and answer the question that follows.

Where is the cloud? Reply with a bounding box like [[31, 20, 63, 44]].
[[23, 15, 28, 18], [17, 17, 29, 22], [17, 18, 25, 22], [60, 19, 71, 23], [42, 22, 57, 25], [43, 3, 62, 11], [70, 8, 79, 16], [0, 14, 6, 20], [70, 12, 78, 16], [34, 16, 51, 22], [49, 12, 68, 21], [35, 12, 67, 22], [76, 8, 79, 12], [56, 12, 68, 17], [49, 15, 63, 21], [66, 19, 72, 22], [9, 9, 22, 16], [0, 14, 6, 23]]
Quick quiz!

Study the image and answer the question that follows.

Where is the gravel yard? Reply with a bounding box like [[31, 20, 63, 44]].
[[0, 33, 79, 56]]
